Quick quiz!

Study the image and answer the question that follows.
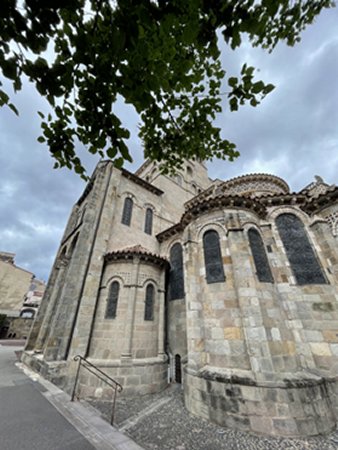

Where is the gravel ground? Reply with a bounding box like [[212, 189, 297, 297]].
[[89, 385, 338, 450]]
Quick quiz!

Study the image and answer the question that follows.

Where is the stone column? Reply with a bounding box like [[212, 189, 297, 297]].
[[157, 270, 166, 356], [226, 227, 270, 379], [183, 229, 205, 371], [121, 257, 140, 359], [310, 220, 338, 283]]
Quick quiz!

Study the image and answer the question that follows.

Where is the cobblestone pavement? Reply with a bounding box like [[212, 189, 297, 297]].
[[89, 385, 338, 450]]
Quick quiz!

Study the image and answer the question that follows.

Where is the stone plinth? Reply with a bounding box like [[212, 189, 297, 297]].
[[184, 368, 337, 437]]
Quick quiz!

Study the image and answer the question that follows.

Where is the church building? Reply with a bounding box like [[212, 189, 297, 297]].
[[23, 160, 338, 437]]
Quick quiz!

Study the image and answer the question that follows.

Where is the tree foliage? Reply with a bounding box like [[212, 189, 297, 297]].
[[0, 0, 334, 177]]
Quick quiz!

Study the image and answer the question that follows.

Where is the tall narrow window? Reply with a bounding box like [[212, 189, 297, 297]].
[[175, 354, 182, 383], [276, 213, 326, 284], [144, 208, 153, 235], [144, 284, 154, 321], [105, 281, 119, 318], [121, 198, 133, 225], [169, 243, 184, 300], [175, 174, 182, 186], [70, 233, 79, 256], [248, 228, 273, 283], [203, 230, 225, 284]]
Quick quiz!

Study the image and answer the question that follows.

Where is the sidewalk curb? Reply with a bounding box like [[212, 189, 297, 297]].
[[16, 362, 144, 450]]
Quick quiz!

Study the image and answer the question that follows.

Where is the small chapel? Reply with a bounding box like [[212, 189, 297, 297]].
[[23, 159, 338, 437]]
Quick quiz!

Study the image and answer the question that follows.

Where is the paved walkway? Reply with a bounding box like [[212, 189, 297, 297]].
[[90, 385, 338, 450], [3, 340, 338, 450], [0, 341, 142, 450]]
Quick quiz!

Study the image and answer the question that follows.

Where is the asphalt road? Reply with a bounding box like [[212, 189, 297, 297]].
[[0, 341, 95, 450]]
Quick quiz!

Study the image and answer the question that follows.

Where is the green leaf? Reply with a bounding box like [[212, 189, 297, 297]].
[[106, 147, 117, 158], [228, 77, 238, 88], [2, 58, 17, 80], [264, 83, 275, 94], [0, 90, 9, 106], [114, 157, 124, 169], [252, 81, 265, 94], [229, 97, 238, 111], [8, 103, 19, 115]]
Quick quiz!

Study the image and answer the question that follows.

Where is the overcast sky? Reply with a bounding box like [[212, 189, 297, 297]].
[[0, 6, 337, 282]]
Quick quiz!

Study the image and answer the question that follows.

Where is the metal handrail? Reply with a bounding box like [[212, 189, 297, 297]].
[[71, 354, 123, 425]]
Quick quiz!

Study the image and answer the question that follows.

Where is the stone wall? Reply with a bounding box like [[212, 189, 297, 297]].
[[88, 259, 164, 361], [0, 260, 33, 315], [76, 357, 167, 398], [180, 206, 338, 436], [185, 369, 337, 437], [6, 317, 34, 339]]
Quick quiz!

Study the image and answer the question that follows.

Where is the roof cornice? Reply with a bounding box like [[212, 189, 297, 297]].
[[157, 188, 338, 243], [105, 245, 168, 267], [121, 168, 163, 196]]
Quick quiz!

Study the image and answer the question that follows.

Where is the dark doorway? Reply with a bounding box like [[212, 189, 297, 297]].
[[175, 354, 182, 383]]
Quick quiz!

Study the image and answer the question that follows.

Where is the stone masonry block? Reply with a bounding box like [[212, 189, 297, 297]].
[[224, 327, 242, 340], [250, 416, 273, 435], [303, 330, 324, 342], [246, 327, 267, 341], [211, 328, 224, 340], [323, 330, 338, 342], [310, 342, 332, 356]]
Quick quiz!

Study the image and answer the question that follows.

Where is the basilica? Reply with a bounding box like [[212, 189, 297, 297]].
[[23, 159, 338, 437]]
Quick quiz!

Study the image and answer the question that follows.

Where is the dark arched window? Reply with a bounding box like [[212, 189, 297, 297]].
[[121, 198, 133, 225], [175, 174, 182, 186], [248, 228, 273, 283], [169, 243, 184, 300], [144, 208, 153, 235], [203, 230, 225, 284], [105, 281, 119, 318], [69, 233, 79, 256], [276, 213, 326, 285], [144, 284, 154, 321], [20, 308, 35, 318], [175, 354, 182, 383]]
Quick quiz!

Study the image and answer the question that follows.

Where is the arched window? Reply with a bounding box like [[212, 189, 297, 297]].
[[203, 230, 225, 284], [144, 208, 153, 235], [121, 197, 133, 225], [169, 243, 184, 300], [187, 166, 193, 177], [276, 213, 326, 285], [248, 228, 273, 283], [175, 354, 182, 383], [70, 233, 79, 256], [20, 308, 35, 318], [144, 284, 154, 321], [105, 281, 119, 318], [175, 174, 182, 186]]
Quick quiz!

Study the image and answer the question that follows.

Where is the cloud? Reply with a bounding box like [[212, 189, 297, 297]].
[[210, 6, 338, 192], [0, 5, 337, 281]]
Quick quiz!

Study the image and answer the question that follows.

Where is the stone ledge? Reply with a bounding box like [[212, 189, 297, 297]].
[[87, 355, 168, 368], [184, 369, 338, 437], [193, 365, 338, 389]]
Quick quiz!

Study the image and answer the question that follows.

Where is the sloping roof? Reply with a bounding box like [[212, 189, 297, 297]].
[[121, 169, 163, 196], [157, 185, 338, 243], [105, 245, 168, 267]]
